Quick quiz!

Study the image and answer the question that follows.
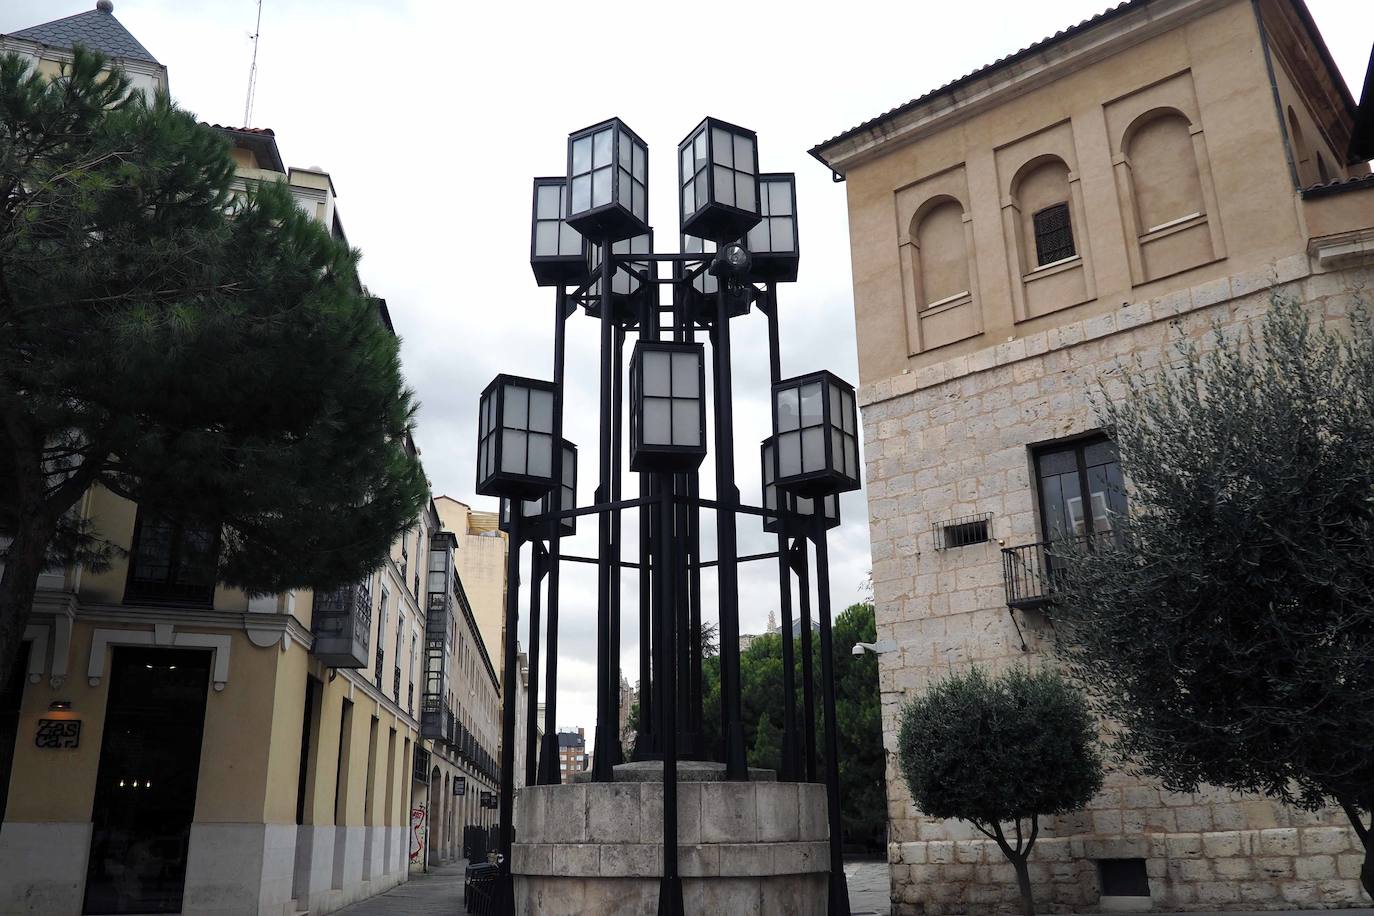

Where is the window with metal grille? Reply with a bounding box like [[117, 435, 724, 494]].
[[933, 512, 993, 550], [1032, 202, 1075, 266]]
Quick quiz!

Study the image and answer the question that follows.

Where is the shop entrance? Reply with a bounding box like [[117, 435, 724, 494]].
[[82, 647, 210, 914]]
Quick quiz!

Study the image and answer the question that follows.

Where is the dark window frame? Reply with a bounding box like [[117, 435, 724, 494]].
[[1032, 201, 1076, 266], [1032, 433, 1125, 544], [124, 508, 220, 607]]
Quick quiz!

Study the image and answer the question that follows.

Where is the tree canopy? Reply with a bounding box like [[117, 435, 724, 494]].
[[897, 666, 1103, 916], [0, 50, 428, 685], [1051, 295, 1374, 897]]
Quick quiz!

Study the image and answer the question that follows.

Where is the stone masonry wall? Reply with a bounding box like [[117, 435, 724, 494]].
[[860, 257, 1374, 915]]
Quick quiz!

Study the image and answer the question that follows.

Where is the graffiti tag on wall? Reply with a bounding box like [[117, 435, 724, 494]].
[[410, 805, 427, 864]]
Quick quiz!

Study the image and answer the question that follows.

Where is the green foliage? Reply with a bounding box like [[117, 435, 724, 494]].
[[897, 666, 1102, 916], [0, 51, 427, 680], [627, 603, 886, 851], [1050, 295, 1374, 894], [897, 666, 1102, 826]]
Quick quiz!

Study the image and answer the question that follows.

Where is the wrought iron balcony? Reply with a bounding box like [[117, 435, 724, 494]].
[[310, 582, 372, 668], [393, 666, 401, 701], [1002, 540, 1056, 610], [1002, 534, 1115, 610]]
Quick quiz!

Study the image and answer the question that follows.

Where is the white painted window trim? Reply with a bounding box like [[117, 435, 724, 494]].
[[88, 624, 231, 691]]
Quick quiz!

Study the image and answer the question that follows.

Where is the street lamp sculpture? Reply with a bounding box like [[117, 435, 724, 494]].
[[483, 115, 859, 916]]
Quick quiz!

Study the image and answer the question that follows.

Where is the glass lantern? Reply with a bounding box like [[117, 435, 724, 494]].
[[530, 177, 591, 287], [566, 118, 649, 242], [761, 437, 840, 534], [585, 231, 653, 324], [772, 370, 861, 497], [745, 173, 799, 283], [678, 117, 761, 243], [476, 375, 559, 500], [629, 341, 707, 472], [500, 439, 577, 538]]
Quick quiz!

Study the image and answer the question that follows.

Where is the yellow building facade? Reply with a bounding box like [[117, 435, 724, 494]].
[[813, 0, 1372, 912]]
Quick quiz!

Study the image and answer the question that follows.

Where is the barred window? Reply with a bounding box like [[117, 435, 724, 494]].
[[1032, 203, 1075, 266]]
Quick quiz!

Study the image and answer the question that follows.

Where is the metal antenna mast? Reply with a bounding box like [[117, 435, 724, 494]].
[[243, 0, 263, 127]]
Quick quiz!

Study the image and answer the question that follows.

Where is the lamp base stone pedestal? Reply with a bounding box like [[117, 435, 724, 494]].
[[513, 761, 830, 916]]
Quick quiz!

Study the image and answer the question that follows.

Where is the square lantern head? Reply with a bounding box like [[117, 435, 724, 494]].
[[761, 437, 841, 534], [773, 370, 861, 498], [500, 440, 577, 538], [585, 231, 653, 325], [678, 117, 762, 244], [744, 173, 799, 283], [476, 375, 559, 500], [566, 118, 649, 243], [629, 341, 707, 473], [530, 177, 592, 287]]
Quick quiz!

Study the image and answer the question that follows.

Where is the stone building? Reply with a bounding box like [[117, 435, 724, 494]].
[[811, 0, 1373, 912]]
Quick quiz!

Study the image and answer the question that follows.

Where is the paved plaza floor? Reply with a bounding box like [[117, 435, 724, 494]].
[[847, 858, 893, 915]]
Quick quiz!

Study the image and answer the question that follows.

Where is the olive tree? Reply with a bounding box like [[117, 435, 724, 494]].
[[897, 666, 1103, 916], [1052, 295, 1374, 898]]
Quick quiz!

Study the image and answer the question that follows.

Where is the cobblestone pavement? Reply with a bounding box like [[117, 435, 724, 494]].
[[332, 861, 468, 915], [847, 858, 892, 915]]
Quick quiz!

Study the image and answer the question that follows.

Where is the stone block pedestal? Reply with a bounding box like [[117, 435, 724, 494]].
[[513, 762, 830, 916]]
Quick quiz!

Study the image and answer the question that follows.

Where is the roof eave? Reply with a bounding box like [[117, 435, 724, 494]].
[[810, 0, 1227, 177]]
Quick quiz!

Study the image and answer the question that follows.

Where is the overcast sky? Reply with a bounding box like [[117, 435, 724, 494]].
[[4, 0, 1366, 751]]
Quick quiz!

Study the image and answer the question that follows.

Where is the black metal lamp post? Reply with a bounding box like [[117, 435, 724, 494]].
[[495, 115, 858, 916], [475, 374, 557, 915], [773, 371, 860, 916]]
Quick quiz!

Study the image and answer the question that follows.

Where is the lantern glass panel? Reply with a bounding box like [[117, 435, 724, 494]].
[[747, 177, 797, 255], [671, 352, 699, 396], [505, 384, 527, 427], [643, 351, 670, 396], [777, 387, 799, 432], [501, 430, 525, 473], [644, 398, 671, 445]]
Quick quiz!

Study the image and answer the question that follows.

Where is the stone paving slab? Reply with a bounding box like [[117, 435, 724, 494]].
[[331, 861, 469, 915]]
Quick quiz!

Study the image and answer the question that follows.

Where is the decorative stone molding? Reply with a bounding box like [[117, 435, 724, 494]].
[[87, 625, 231, 691], [21, 614, 72, 688], [1308, 228, 1374, 271]]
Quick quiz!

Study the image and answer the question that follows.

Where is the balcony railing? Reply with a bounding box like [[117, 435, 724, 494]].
[[1002, 534, 1114, 610], [393, 666, 401, 701], [310, 582, 372, 668]]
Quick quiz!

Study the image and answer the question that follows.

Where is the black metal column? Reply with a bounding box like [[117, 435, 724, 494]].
[[711, 286, 747, 779], [495, 511, 522, 916], [791, 539, 818, 783], [537, 288, 569, 787], [524, 542, 546, 788], [814, 517, 850, 916], [593, 252, 617, 781], [610, 325, 625, 767], [765, 287, 801, 782], [656, 478, 684, 915]]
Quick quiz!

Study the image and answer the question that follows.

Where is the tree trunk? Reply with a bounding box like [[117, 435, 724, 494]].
[[1336, 797, 1372, 901], [1012, 853, 1036, 916], [0, 517, 56, 690]]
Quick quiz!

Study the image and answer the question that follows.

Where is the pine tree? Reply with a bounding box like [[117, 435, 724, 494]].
[[0, 50, 428, 686]]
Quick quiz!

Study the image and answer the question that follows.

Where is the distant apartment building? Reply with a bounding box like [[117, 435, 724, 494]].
[[0, 5, 504, 914], [812, 0, 1372, 912], [557, 728, 588, 784]]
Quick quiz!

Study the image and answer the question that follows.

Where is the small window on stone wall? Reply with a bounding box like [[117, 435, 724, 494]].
[[1127, 111, 1203, 234], [1098, 858, 1150, 897], [915, 198, 969, 308], [1032, 203, 1075, 266]]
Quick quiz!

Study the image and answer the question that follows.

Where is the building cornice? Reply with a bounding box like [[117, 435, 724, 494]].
[[812, 0, 1230, 177]]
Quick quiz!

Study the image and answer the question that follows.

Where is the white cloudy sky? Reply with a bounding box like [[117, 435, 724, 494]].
[[5, 0, 1366, 751]]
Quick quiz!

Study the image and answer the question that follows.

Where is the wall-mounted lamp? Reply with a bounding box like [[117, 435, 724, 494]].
[[851, 639, 897, 656], [48, 699, 72, 711]]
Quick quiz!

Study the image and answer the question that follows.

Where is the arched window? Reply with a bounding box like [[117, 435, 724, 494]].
[[914, 198, 968, 307], [1127, 111, 1204, 234], [1288, 107, 1314, 186], [1015, 157, 1076, 268]]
